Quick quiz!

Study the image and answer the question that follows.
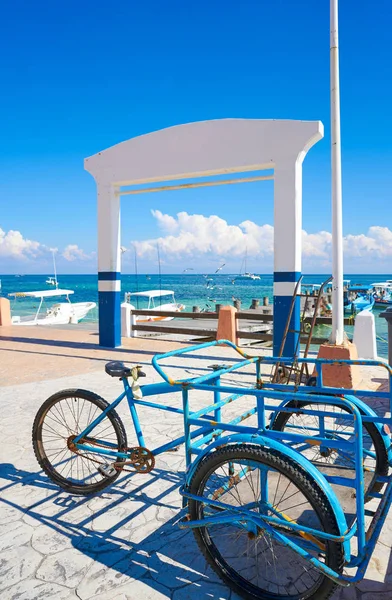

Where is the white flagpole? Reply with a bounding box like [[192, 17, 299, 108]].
[[330, 0, 344, 345]]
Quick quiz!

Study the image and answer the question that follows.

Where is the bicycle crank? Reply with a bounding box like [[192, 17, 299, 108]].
[[122, 446, 155, 473], [101, 446, 155, 475], [67, 436, 155, 475]]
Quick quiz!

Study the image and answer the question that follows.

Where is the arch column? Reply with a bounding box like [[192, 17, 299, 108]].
[[273, 156, 304, 357], [97, 183, 121, 348]]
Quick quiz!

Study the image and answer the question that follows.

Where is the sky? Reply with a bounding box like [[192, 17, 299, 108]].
[[0, 0, 391, 275]]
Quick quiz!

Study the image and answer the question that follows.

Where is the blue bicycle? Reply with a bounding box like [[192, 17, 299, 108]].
[[32, 341, 392, 600]]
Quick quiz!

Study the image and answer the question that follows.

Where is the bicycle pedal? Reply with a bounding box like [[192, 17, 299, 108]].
[[98, 463, 117, 478]]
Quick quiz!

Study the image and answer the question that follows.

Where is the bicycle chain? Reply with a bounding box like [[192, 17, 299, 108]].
[[68, 436, 155, 474]]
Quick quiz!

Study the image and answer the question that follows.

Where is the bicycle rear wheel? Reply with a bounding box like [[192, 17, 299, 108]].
[[271, 399, 388, 498], [32, 389, 127, 495], [189, 444, 343, 600]]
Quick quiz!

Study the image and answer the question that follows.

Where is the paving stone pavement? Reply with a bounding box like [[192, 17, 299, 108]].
[[0, 346, 391, 599]]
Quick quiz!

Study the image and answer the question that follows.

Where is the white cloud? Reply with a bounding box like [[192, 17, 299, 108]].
[[344, 226, 392, 258], [302, 230, 332, 260], [2, 216, 392, 273], [131, 211, 392, 268], [133, 211, 274, 259], [0, 225, 96, 268], [0, 227, 44, 259], [152, 209, 179, 233], [62, 244, 94, 262]]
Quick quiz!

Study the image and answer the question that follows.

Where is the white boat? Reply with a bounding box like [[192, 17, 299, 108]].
[[9, 289, 96, 325], [371, 281, 392, 306], [46, 251, 59, 287], [123, 290, 185, 321], [235, 248, 260, 281], [236, 272, 261, 281]]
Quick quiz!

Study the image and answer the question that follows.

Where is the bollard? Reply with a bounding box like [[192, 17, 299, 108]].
[[121, 302, 132, 337], [353, 311, 377, 359], [0, 298, 11, 326], [192, 306, 201, 313], [215, 304, 221, 313], [216, 306, 238, 344], [250, 299, 260, 309], [233, 299, 241, 310], [380, 307, 392, 366], [130, 313, 138, 338], [263, 297, 269, 306]]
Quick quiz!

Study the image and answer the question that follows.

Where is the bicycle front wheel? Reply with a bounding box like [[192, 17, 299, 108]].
[[189, 444, 343, 600], [32, 389, 127, 495]]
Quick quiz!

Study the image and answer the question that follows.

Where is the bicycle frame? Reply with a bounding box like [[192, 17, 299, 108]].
[[72, 339, 392, 587]]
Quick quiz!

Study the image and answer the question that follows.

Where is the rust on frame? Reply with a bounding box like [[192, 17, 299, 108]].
[[305, 439, 322, 446]]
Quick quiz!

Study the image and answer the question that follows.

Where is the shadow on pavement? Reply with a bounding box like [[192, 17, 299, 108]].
[[0, 462, 226, 598]]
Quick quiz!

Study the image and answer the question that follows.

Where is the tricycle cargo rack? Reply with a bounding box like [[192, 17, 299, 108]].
[[33, 339, 392, 600]]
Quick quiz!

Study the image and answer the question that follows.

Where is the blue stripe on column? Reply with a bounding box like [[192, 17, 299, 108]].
[[273, 271, 301, 282], [273, 295, 300, 358], [98, 291, 121, 348], [98, 271, 121, 281]]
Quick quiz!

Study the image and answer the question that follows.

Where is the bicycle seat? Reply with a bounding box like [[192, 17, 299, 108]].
[[105, 361, 132, 378], [104, 362, 146, 379]]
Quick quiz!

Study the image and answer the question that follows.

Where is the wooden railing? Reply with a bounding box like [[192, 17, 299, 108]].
[[234, 312, 353, 344], [131, 310, 219, 339], [129, 308, 353, 344]]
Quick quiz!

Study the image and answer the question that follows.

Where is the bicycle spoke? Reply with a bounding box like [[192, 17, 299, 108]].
[[197, 455, 325, 596], [39, 395, 123, 488]]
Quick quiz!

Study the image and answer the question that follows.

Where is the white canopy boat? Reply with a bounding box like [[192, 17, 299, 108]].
[[9, 289, 96, 325], [123, 290, 185, 322], [371, 281, 392, 306]]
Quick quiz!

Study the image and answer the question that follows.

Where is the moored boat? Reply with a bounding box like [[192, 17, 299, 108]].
[[9, 289, 96, 325], [235, 248, 260, 281], [235, 272, 261, 281], [344, 284, 375, 315], [123, 290, 185, 321], [371, 281, 392, 306]]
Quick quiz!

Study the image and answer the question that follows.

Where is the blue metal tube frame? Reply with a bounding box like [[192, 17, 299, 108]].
[[191, 406, 258, 451], [213, 375, 221, 430], [68, 339, 392, 587], [182, 387, 192, 469]]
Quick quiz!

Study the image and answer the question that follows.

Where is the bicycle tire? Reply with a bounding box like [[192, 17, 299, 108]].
[[189, 443, 344, 600], [32, 388, 127, 495]]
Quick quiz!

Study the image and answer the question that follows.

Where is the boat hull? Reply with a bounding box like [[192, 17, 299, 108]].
[[124, 301, 185, 322], [374, 299, 392, 307], [12, 302, 96, 326], [344, 298, 375, 315], [235, 275, 261, 281]]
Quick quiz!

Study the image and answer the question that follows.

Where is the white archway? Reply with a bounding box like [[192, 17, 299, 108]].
[[85, 118, 323, 349]]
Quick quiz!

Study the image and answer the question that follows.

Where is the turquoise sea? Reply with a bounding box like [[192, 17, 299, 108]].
[[1, 273, 390, 359]]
